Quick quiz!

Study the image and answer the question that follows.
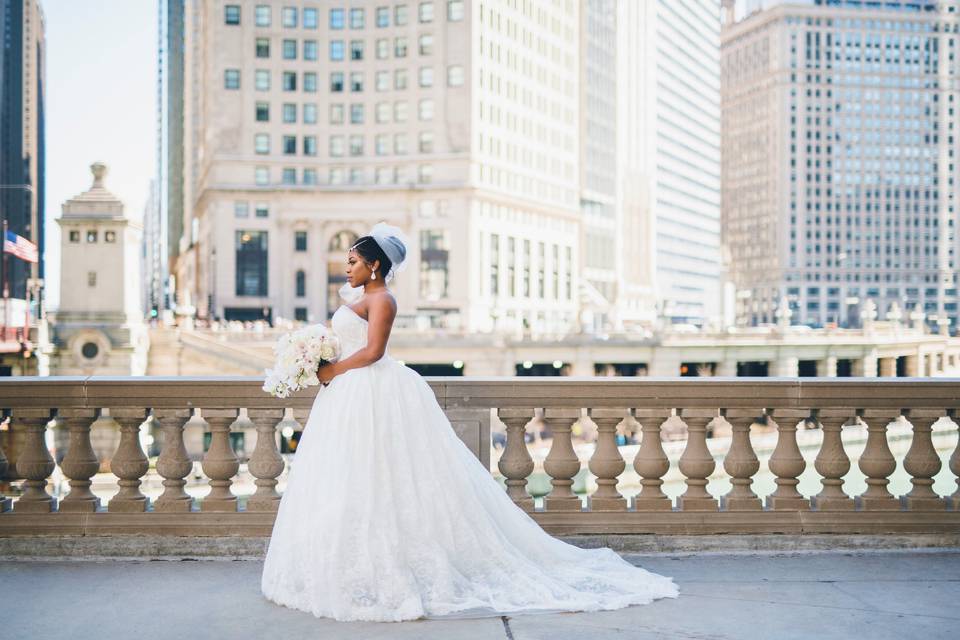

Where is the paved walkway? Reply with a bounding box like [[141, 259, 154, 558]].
[[3, 551, 958, 639]]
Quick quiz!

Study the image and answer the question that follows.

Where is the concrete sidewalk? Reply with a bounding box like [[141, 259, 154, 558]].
[[2, 551, 958, 640]]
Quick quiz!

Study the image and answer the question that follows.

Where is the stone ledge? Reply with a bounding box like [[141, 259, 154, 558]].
[[2, 533, 960, 560]]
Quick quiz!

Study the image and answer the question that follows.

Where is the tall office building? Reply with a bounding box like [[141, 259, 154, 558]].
[[722, 0, 960, 329], [165, 0, 581, 335], [616, 0, 723, 327], [0, 0, 45, 301]]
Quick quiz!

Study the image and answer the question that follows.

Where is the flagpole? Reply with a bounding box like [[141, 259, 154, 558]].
[[2, 219, 7, 343]]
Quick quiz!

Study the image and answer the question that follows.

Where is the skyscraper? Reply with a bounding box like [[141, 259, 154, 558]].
[[722, 0, 960, 329]]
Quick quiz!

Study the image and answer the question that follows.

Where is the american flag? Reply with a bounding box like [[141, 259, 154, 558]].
[[3, 230, 38, 263]]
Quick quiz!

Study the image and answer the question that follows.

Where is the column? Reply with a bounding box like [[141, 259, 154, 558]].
[[878, 357, 896, 377], [816, 356, 838, 377], [772, 357, 799, 378]]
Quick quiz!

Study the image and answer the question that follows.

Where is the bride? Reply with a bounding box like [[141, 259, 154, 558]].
[[260, 222, 679, 622]]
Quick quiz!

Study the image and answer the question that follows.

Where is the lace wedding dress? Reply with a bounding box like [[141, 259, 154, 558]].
[[260, 303, 679, 622]]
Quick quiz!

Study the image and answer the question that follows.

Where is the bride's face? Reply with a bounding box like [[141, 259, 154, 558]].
[[346, 249, 375, 286]]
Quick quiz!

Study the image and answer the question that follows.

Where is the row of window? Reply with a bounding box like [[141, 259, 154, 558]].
[[224, 66, 464, 91], [225, 2, 464, 29], [255, 34, 439, 61], [252, 164, 435, 186], [68, 229, 117, 243], [254, 99, 435, 124], [254, 131, 435, 156]]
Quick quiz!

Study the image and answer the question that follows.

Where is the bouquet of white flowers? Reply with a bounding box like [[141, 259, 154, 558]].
[[262, 324, 341, 398]]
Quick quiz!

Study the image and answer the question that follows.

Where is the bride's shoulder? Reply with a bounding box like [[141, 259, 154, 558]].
[[366, 291, 398, 318]]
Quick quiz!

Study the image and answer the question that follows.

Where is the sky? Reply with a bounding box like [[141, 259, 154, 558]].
[[43, 0, 157, 309]]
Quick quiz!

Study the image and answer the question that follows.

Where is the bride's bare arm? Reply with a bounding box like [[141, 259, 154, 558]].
[[322, 295, 396, 380]]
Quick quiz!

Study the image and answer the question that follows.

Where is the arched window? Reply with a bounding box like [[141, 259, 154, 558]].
[[327, 230, 359, 317], [295, 270, 306, 297]]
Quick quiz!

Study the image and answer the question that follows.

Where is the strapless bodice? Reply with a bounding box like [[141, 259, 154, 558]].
[[331, 304, 370, 360]]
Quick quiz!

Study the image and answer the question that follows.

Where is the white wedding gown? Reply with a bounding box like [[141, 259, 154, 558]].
[[260, 303, 679, 622]]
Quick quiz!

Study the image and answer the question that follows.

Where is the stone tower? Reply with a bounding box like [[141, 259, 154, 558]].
[[50, 162, 148, 374]]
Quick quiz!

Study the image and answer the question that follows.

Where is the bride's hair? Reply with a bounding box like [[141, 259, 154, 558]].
[[351, 235, 396, 279]]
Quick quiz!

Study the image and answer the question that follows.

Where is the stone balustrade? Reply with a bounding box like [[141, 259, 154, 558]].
[[1, 376, 959, 540]]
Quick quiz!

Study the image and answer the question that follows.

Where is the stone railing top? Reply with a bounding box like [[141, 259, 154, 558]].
[[1, 376, 959, 412]]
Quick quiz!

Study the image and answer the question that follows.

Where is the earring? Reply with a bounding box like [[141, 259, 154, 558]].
[[371, 271, 377, 281]]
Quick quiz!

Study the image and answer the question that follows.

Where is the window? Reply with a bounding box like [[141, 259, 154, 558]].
[[375, 134, 390, 155], [256, 102, 269, 122], [304, 72, 317, 92], [394, 101, 408, 122], [376, 102, 390, 123], [419, 99, 434, 120], [255, 133, 270, 154], [350, 7, 364, 28], [419, 229, 449, 300], [395, 37, 408, 57], [349, 168, 364, 184], [283, 103, 296, 123], [330, 40, 344, 61], [234, 202, 249, 218], [376, 38, 389, 59], [283, 39, 297, 59], [283, 135, 297, 155], [447, 0, 464, 20], [283, 71, 297, 91], [419, 66, 434, 87], [395, 68, 408, 89], [255, 203, 269, 218], [224, 69, 240, 89], [225, 5, 240, 24], [330, 8, 344, 29], [419, 34, 433, 55], [304, 7, 318, 28], [418, 165, 432, 183], [303, 168, 317, 185], [350, 40, 364, 60], [419, 131, 434, 153], [304, 103, 317, 124], [295, 231, 308, 252], [350, 72, 364, 91], [349, 135, 364, 156], [330, 72, 344, 92], [329, 167, 344, 184], [296, 270, 306, 297], [447, 65, 463, 86], [330, 103, 344, 123], [282, 168, 297, 184], [255, 38, 270, 58], [304, 40, 318, 61], [255, 69, 270, 91], [282, 6, 297, 28], [395, 4, 408, 25], [255, 5, 271, 26], [376, 70, 390, 91], [88, 272, 97, 287], [330, 135, 345, 156], [394, 133, 408, 154], [86, 229, 98, 243], [304, 135, 317, 156], [376, 6, 390, 27], [69, 230, 80, 243], [350, 103, 364, 124], [255, 167, 269, 185], [236, 230, 268, 297], [375, 167, 393, 184], [419, 1, 434, 22], [105, 230, 116, 242]]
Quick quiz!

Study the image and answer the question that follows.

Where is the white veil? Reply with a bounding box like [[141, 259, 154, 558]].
[[338, 222, 410, 302]]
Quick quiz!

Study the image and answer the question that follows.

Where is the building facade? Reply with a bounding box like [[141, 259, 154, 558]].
[[165, 0, 581, 334], [722, 0, 960, 329]]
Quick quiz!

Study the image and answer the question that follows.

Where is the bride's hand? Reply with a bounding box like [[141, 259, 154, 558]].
[[317, 362, 337, 386]]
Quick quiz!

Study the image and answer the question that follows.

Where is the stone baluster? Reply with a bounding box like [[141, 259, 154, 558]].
[[631, 411, 672, 511], [856, 411, 899, 510], [542, 408, 582, 511], [811, 412, 854, 511], [0, 412, 12, 512], [497, 408, 535, 511], [721, 411, 761, 511], [13, 409, 57, 513], [154, 410, 194, 512], [586, 408, 627, 511], [201, 410, 240, 511], [946, 411, 960, 511], [246, 409, 286, 512], [56, 410, 100, 513], [766, 411, 809, 510], [677, 412, 718, 511], [902, 412, 946, 511], [108, 408, 151, 512]]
